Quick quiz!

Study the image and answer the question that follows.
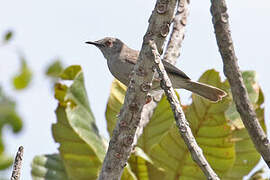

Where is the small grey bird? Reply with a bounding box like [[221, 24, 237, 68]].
[[86, 37, 226, 102]]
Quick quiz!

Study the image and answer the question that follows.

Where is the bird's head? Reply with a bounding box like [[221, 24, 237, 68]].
[[86, 37, 124, 60]]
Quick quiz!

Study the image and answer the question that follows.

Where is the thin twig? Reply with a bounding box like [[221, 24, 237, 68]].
[[150, 41, 220, 180], [97, 1, 177, 179], [210, 0, 270, 167], [163, 0, 190, 64], [10, 146, 24, 180]]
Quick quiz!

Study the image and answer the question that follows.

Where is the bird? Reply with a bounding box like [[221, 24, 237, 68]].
[[86, 37, 227, 102]]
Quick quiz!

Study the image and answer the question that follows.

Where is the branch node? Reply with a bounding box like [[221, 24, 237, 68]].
[[156, 2, 168, 14], [140, 82, 151, 92], [145, 94, 152, 104], [120, 121, 127, 127], [136, 66, 146, 77], [124, 136, 134, 146], [129, 102, 139, 112], [160, 23, 170, 37]]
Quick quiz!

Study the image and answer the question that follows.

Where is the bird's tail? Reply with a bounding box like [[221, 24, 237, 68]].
[[183, 81, 227, 102]]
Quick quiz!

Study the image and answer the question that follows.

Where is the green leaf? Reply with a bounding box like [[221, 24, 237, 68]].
[[59, 65, 81, 80], [0, 153, 13, 170], [106, 79, 177, 154], [128, 147, 166, 180], [12, 57, 32, 90], [128, 147, 151, 180], [121, 164, 138, 180], [149, 69, 235, 179], [52, 65, 105, 179], [105, 79, 126, 137], [46, 60, 64, 78], [130, 148, 164, 180], [225, 71, 259, 128], [3, 31, 13, 42], [31, 154, 68, 180], [223, 71, 266, 180], [242, 71, 259, 103], [52, 65, 136, 180], [248, 168, 267, 180], [0, 87, 23, 170], [137, 94, 177, 154]]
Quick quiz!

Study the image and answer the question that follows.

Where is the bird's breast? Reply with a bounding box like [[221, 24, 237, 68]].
[[107, 59, 134, 86]]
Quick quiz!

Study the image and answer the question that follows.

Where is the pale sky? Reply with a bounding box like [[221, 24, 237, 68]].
[[0, 0, 270, 179]]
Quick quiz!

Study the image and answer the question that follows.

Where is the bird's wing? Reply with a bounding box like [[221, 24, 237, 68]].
[[163, 61, 191, 80], [123, 49, 139, 65], [123, 49, 190, 80]]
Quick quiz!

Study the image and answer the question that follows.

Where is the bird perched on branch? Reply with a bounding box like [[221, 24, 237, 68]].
[[86, 37, 226, 102]]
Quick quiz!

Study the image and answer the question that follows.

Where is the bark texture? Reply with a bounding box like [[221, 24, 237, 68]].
[[98, 0, 177, 179], [10, 146, 24, 180], [210, 0, 270, 167], [136, 0, 190, 147], [163, 0, 189, 64], [151, 41, 220, 180]]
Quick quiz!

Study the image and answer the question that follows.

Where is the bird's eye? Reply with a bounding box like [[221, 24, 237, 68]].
[[105, 40, 113, 47]]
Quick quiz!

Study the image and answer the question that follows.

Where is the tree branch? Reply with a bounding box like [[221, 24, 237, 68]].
[[210, 0, 270, 167], [135, 0, 190, 146], [98, 0, 177, 179], [10, 146, 24, 180], [163, 0, 190, 64], [151, 42, 220, 180]]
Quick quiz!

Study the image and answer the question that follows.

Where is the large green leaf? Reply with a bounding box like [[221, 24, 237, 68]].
[[31, 154, 68, 180], [149, 70, 235, 179], [106, 79, 177, 154], [0, 87, 23, 170], [105, 79, 126, 137], [225, 71, 260, 128], [223, 71, 266, 180], [137, 93, 178, 154], [52, 65, 136, 180], [52, 65, 106, 179], [128, 147, 152, 180], [12, 57, 32, 90]]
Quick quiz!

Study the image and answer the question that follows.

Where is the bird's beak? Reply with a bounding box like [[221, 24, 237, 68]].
[[85, 41, 101, 47]]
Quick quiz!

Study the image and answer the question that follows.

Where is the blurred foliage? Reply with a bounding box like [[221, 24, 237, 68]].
[[248, 168, 268, 180], [12, 57, 32, 90], [46, 60, 64, 79], [0, 87, 23, 170], [3, 30, 13, 43], [0, 30, 31, 176], [52, 65, 106, 179], [32, 65, 151, 180], [31, 66, 266, 179], [105, 79, 126, 137], [223, 71, 266, 180], [31, 154, 68, 180]]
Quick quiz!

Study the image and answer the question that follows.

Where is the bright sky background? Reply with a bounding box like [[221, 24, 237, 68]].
[[0, 0, 270, 179]]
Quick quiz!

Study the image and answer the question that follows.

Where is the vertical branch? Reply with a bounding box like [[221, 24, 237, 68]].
[[98, 0, 177, 179], [135, 0, 190, 145], [10, 146, 24, 180], [163, 0, 190, 64], [210, 0, 270, 167], [151, 42, 219, 180]]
